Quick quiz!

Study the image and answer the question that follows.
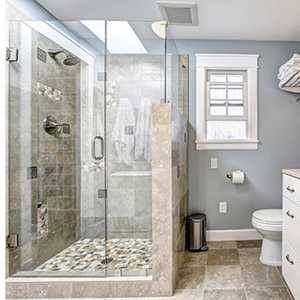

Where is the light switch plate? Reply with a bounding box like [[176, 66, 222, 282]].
[[211, 158, 218, 169], [219, 202, 227, 213]]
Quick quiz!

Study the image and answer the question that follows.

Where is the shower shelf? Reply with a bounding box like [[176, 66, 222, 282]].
[[110, 171, 152, 177]]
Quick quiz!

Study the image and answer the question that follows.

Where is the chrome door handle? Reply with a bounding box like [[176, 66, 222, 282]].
[[92, 136, 104, 160], [286, 186, 295, 193], [286, 211, 294, 218], [286, 254, 294, 265]]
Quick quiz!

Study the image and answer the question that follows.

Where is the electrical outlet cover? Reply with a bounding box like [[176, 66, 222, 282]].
[[211, 158, 218, 169], [219, 202, 227, 213]]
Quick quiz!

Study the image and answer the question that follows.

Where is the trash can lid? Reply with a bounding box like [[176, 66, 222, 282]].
[[187, 213, 206, 222]]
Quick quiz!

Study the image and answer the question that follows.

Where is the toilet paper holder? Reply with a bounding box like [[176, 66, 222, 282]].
[[226, 173, 247, 179]]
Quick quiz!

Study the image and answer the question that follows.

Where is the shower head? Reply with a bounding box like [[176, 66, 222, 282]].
[[63, 53, 80, 66], [48, 49, 80, 66]]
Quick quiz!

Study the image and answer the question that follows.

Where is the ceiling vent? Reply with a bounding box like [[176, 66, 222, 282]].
[[157, 1, 198, 26]]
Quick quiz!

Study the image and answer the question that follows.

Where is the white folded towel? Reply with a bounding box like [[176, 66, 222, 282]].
[[278, 54, 300, 93], [111, 98, 135, 165], [279, 54, 300, 73], [135, 98, 152, 162]]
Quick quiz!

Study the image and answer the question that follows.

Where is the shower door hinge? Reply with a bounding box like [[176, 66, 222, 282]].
[[6, 234, 18, 248], [6, 47, 18, 62]]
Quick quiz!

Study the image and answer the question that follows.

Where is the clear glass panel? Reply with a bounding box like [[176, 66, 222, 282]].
[[8, 20, 106, 277], [210, 73, 226, 82], [228, 101, 244, 116], [105, 21, 166, 277], [165, 25, 188, 118], [210, 85, 226, 99], [228, 85, 243, 99], [209, 101, 226, 116], [165, 27, 179, 107], [207, 121, 247, 140], [227, 74, 244, 82]]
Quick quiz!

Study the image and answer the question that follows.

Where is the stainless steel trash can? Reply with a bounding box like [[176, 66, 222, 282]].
[[186, 213, 208, 252]]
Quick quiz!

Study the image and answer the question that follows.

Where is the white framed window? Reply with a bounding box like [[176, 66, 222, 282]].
[[195, 54, 259, 150]]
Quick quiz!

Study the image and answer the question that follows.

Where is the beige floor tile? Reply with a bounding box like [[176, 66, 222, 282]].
[[207, 249, 240, 266], [245, 286, 292, 300], [207, 241, 237, 250], [182, 252, 207, 267], [203, 288, 246, 300], [172, 289, 204, 299], [238, 248, 262, 265], [177, 267, 205, 289], [204, 265, 244, 289], [241, 264, 284, 287], [236, 240, 262, 248]]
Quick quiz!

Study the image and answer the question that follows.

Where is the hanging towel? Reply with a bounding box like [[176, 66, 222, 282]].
[[135, 98, 152, 162], [278, 54, 300, 93], [111, 98, 135, 165]]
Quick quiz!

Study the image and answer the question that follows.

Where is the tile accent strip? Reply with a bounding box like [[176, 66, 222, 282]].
[[37, 200, 48, 239], [82, 161, 105, 172], [37, 82, 63, 102]]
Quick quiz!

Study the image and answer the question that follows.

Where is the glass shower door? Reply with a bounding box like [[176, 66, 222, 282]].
[[7, 19, 107, 277]]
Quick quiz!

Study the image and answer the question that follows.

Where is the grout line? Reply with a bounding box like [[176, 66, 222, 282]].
[[244, 287, 249, 300], [274, 265, 286, 286]]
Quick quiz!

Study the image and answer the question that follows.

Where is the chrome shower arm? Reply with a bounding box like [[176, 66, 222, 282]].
[[48, 49, 66, 58]]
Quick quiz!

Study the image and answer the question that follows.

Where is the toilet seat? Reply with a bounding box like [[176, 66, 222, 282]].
[[252, 209, 282, 225]]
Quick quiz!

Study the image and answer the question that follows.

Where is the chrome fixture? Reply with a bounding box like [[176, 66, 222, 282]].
[[92, 136, 104, 160], [286, 186, 295, 193], [226, 173, 247, 179], [43, 116, 69, 135], [286, 210, 295, 219], [48, 49, 80, 66], [286, 254, 294, 265], [7, 234, 18, 248], [6, 47, 18, 62]]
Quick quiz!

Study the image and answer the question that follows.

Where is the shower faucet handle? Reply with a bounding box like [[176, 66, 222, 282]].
[[43, 116, 70, 135]]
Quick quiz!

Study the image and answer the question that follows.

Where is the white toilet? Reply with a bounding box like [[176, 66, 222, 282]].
[[252, 209, 282, 266]]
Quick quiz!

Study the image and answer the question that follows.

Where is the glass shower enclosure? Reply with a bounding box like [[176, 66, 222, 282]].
[[7, 19, 178, 277]]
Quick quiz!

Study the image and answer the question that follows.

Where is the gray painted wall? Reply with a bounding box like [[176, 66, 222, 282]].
[[175, 40, 300, 230]]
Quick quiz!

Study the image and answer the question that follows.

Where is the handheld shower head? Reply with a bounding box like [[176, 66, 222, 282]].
[[48, 49, 80, 66]]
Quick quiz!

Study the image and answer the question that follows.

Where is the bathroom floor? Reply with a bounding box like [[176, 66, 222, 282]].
[[34, 238, 152, 275], [73, 239, 292, 300]]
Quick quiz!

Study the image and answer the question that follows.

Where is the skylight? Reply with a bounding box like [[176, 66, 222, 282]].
[[80, 20, 147, 54]]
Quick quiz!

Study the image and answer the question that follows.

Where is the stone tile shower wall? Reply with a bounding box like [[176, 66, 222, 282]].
[[8, 22, 79, 275], [105, 54, 165, 239], [152, 103, 188, 295], [171, 106, 189, 289]]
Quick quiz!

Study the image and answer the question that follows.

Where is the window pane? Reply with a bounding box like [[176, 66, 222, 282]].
[[228, 101, 244, 116], [228, 85, 243, 99], [227, 74, 244, 82], [210, 73, 226, 82], [210, 101, 226, 116], [207, 121, 247, 140], [210, 85, 226, 99]]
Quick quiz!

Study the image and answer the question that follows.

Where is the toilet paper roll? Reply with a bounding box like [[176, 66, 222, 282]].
[[232, 170, 244, 184]]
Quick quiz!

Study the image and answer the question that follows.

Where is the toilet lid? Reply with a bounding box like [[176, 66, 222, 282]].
[[253, 209, 282, 225]]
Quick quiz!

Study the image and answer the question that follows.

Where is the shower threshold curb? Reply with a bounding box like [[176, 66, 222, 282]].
[[6, 276, 156, 299]]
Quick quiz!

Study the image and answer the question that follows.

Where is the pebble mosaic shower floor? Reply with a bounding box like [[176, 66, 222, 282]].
[[35, 238, 152, 275]]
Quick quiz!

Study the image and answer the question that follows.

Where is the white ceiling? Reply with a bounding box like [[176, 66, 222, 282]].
[[36, 0, 300, 41]]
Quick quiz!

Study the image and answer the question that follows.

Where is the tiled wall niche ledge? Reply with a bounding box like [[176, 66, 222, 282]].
[[6, 276, 154, 299]]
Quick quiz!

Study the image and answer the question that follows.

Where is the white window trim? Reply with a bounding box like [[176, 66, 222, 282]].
[[195, 54, 259, 150]]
